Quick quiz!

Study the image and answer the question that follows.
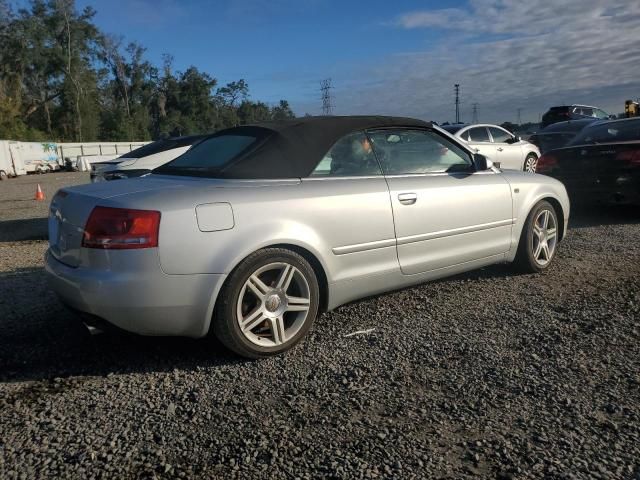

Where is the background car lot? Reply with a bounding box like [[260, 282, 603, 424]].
[[1, 173, 639, 479]]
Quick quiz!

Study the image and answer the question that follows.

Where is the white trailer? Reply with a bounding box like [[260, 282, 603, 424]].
[[57, 142, 149, 171], [0, 140, 150, 177], [0, 140, 47, 179]]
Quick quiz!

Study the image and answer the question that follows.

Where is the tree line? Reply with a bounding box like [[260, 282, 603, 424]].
[[0, 0, 295, 142]]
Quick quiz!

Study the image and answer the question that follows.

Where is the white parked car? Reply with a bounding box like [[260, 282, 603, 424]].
[[91, 135, 206, 182], [441, 124, 541, 172]]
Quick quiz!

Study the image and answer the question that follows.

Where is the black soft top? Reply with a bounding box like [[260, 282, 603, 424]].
[[159, 116, 432, 179]]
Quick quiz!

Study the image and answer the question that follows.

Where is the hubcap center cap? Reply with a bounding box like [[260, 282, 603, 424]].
[[265, 294, 281, 312]]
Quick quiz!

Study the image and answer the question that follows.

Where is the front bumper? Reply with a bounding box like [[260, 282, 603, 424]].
[[45, 250, 226, 338]]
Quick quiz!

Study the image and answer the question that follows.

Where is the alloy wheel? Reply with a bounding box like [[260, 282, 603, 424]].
[[525, 156, 538, 173], [236, 262, 311, 347], [532, 209, 557, 266]]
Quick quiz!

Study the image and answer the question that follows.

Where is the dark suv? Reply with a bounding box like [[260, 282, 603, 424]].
[[541, 105, 611, 128]]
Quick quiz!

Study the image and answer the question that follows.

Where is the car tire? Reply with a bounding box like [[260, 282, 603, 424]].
[[213, 248, 320, 359], [0, 170, 7, 181], [514, 200, 559, 273], [523, 153, 538, 173]]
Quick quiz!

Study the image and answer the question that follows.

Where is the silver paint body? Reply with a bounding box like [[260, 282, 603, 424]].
[[45, 128, 569, 338], [454, 124, 541, 170]]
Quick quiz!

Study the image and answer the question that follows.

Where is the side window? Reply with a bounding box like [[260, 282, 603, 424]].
[[488, 127, 512, 143], [581, 107, 593, 117], [459, 129, 471, 141], [310, 132, 382, 177], [368, 129, 473, 175], [467, 127, 490, 142], [594, 108, 609, 119]]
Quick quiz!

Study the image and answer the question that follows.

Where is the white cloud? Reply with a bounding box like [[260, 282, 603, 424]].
[[303, 0, 640, 123]]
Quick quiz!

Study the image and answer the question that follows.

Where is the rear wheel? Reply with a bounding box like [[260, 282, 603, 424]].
[[524, 153, 538, 173], [213, 248, 319, 358], [0, 170, 7, 181], [514, 200, 559, 273]]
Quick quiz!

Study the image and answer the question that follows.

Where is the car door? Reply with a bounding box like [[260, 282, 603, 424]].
[[488, 126, 523, 170], [368, 128, 513, 275], [303, 131, 398, 280], [464, 126, 498, 163]]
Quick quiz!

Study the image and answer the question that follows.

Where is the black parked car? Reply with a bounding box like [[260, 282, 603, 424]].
[[536, 118, 640, 205], [541, 105, 611, 128], [529, 118, 599, 154]]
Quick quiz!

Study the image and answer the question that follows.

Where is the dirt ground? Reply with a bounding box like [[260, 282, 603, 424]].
[[0, 172, 638, 479]]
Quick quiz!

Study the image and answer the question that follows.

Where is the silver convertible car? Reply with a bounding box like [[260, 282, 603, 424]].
[[46, 116, 570, 358]]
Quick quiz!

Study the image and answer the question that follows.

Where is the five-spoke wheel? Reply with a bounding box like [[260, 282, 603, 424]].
[[515, 200, 559, 272], [213, 249, 319, 358], [531, 209, 557, 266], [237, 262, 311, 347]]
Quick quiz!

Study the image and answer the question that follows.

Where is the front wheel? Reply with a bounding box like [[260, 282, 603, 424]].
[[213, 248, 319, 358], [523, 153, 538, 173], [514, 201, 559, 273]]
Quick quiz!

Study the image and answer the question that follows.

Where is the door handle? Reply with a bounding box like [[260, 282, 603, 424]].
[[398, 193, 417, 205], [497, 147, 503, 152]]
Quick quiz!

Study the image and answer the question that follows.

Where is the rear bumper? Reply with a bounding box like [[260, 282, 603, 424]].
[[567, 178, 640, 205], [45, 250, 226, 337]]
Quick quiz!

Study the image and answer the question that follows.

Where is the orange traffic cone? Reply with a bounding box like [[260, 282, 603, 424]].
[[35, 183, 45, 201]]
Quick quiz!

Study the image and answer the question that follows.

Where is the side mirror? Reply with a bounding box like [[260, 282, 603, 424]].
[[474, 154, 494, 171]]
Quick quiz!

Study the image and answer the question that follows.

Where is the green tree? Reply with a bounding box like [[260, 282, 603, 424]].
[[0, 0, 296, 141], [270, 100, 294, 121]]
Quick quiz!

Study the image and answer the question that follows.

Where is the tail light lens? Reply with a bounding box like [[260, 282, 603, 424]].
[[82, 206, 160, 249], [536, 153, 558, 173], [616, 149, 640, 167]]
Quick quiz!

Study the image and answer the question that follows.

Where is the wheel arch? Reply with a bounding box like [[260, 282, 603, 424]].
[[205, 242, 330, 336]]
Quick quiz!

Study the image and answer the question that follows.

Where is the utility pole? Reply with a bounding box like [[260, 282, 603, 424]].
[[454, 84, 460, 123], [320, 78, 333, 116], [517, 108, 523, 126], [471, 103, 479, 124]]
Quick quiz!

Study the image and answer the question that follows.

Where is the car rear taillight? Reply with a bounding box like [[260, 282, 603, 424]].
[[616, 149, 640, 167], [82, 206, 160, 249], [536, 153, 558, 173]]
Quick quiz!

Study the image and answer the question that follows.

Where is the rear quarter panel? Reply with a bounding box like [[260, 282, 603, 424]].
[[104, 176, 399, 285]]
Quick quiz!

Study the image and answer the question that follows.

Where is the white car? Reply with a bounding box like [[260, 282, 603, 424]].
[[91, 135, 206, 182], [441, 124, 541, 172]]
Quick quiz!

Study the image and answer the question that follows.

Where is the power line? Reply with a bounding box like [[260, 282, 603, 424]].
[[471, 103, 479, 124], [454, 84, 460, 123], [320, 78, 333, 116]]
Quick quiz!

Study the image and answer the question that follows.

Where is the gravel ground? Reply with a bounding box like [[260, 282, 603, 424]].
[[0, 173, 639, 479]]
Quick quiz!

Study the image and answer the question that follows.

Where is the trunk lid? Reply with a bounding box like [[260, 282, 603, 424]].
[[48, 176, 188, 267], [48, 190, 100, 267]]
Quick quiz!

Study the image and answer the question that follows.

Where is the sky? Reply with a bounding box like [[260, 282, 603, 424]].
[[73, 0, 640, 124]]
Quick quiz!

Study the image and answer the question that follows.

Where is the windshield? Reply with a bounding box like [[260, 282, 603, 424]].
[[154, 132, 261, 176], [568, 119, 640, 146]]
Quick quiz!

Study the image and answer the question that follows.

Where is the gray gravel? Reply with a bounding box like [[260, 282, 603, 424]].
[[0, 173, 639, 479]]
